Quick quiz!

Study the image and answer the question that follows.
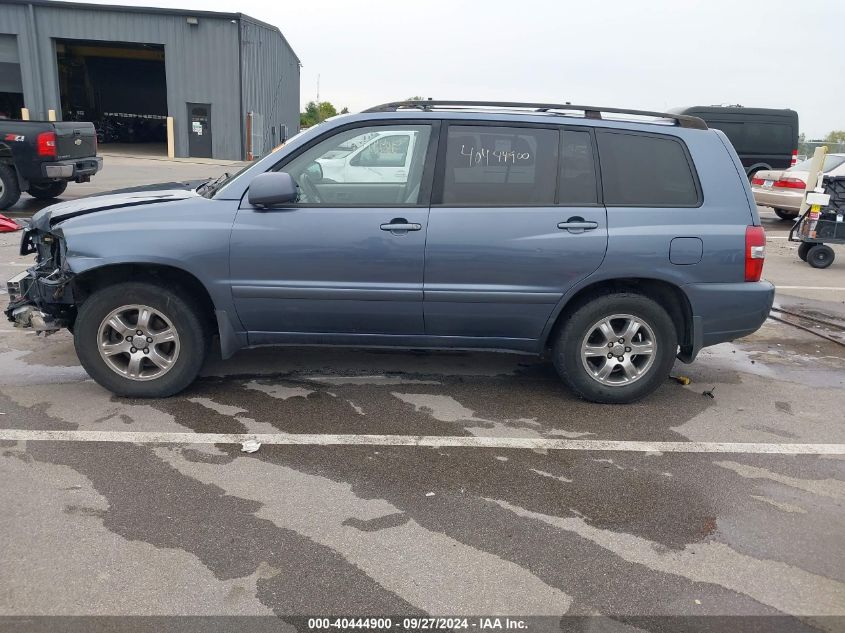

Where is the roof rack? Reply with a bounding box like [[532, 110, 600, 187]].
[[363, 100, 708, 130]]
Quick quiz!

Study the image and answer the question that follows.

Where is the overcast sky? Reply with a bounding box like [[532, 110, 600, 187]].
[[73, 0, 843, 137]]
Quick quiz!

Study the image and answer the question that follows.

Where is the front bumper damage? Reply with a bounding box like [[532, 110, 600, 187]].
[[5, 228, 76, 335]]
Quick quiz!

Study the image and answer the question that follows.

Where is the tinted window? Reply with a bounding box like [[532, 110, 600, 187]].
[[707, 120, 793, 155], [707, 121, 744, 149], [597, 131, 699, 206], [560, 130, 597, 204], [743, 122, 792, 154], [442, 125, 558, 205]]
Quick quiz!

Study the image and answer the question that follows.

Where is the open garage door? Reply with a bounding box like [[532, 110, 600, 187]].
[[56, 39, 167, 156], [0, 34, 24, 119]]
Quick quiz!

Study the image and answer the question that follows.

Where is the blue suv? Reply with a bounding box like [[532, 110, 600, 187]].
[[5, 101, 774, 403]]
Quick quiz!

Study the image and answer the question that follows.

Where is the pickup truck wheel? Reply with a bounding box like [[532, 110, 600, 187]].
[[0, 164, 21, 209], [553, 294, 677, 404], [773, 208, 797, 221], [74, 282, 208, 397], [27, 180, 68, 200]]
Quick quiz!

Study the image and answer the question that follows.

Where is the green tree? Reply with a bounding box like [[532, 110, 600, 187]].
[[300, 101, 346, 127], [824, 130, 845, 144]]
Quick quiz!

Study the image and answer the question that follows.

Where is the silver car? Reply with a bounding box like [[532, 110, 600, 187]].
[[752, 153, 845, 219]]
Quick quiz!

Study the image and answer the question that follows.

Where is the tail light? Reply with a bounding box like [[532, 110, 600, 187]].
[[36, 131, 57, 158], [745, 225, 766, 282], [773, 177, 805, 189], [751, 177, 765, 186], [790, 150, 798, 166]]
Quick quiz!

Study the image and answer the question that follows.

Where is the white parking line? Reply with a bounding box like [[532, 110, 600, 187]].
[[0, 429, 842, 454], [776, 286, 845, 291]]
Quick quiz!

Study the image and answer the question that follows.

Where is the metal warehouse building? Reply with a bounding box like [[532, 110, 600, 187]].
[[0, 0, 300, 160]]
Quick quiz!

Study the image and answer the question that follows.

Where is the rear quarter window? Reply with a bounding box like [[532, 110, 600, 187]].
[[597, 131, 701, 207]]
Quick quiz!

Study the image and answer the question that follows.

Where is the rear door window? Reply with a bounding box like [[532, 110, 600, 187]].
[[597, 131, 700, 207], [559, 130, 598, 205], [440, 125, 559, 205]]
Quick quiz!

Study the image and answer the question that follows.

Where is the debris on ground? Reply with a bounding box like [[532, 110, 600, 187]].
[[702, 388, 716, 399], [241, 439, 261, 453], [0, 215, 21, 232], [672, 376, 691, 385], [425, 492, 435, 497]]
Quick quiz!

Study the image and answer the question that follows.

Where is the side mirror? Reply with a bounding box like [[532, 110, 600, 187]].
[[248, 172, 298, 207], [304, 161, 323, 181]]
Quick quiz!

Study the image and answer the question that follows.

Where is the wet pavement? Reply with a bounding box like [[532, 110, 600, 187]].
[[0, 170, 844, 630]]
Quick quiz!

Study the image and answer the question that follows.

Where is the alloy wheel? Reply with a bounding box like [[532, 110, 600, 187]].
[[580, 314, 657, 386], [97, 304, 180, 381]]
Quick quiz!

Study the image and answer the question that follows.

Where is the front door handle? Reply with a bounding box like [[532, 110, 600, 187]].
[[557, 217, 599, 234], [380, 218, 422, 233]]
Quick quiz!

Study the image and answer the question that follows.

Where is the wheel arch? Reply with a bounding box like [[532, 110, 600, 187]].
[[71, 263, 218, 335], [543, 277, 693, 355], [746, 163, 772, 178]]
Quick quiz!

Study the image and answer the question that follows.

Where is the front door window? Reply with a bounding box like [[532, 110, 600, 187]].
[[279, 125, 432, 206]]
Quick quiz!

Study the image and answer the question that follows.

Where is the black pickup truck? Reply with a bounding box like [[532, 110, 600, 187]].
[[0, 120, 102, 209]]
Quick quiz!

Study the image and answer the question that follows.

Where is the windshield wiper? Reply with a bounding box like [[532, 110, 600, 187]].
[[197, 173, 230, 196]]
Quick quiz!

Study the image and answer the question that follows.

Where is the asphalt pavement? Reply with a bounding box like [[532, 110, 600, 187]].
[[0, 155, 843, 631]]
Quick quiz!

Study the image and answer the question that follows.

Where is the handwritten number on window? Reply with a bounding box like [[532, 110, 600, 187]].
[[460, 144, 530, 167]]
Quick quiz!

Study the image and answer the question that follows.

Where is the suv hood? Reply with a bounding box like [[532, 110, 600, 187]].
[[29, 186, 201, 232]]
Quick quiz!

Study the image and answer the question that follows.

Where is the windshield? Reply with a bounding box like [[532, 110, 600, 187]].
[[205, 126, 314, 198], [788, 155, 845, 173]]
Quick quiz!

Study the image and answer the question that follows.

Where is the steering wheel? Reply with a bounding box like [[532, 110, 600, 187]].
[[298, 172, 322, 204]]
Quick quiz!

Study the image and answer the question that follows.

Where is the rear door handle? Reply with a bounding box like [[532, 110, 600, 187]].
[[557, 217, 599, 233], [380, 219, 421, 232]]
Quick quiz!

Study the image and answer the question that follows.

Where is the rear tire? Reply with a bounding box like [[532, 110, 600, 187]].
[[27, 180, 68, 200], [74, 282, 208, 397], [552, 293, 677, 404], [797, 242, 812, 262], [0, 164, 21, 209], [774, 208, 797, 221], [807, 244, 835, 269]]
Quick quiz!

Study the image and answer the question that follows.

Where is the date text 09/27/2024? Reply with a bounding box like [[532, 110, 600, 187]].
[[307, 617, 529, 630]]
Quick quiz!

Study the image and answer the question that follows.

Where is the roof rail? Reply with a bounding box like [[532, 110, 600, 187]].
[[362, 100, 708, 130]]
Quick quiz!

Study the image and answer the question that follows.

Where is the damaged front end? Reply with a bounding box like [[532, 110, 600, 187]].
[[5, 226, 76, 335]]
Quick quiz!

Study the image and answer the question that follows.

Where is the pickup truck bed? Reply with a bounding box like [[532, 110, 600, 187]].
[[0, 120, 102, 209]]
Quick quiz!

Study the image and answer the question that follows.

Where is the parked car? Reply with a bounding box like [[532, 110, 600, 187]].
[[672, 106, 799, 178], [0, 119, 102, 209], [752, 154, 845, 220], [5, 100, 774, 404], [317, 130, 421, 183]]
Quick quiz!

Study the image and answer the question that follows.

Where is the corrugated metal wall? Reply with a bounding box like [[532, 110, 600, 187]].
[[240, 17, 300, 156], [0, 1, 300, 160], [0, 3, 42, 115]]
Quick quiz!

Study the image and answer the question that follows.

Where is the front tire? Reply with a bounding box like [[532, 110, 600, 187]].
[[27, 180, 68, 200], [553, 293, 677, 404], [74, 282, 208, 397]]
